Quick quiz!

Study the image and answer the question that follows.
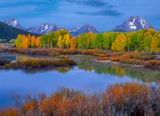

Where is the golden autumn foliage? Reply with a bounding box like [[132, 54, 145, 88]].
[[57, 36, 63, 48], [111, 33, 127, 51], [15, 29, 160, 52], [22, 35, 31, 48], [64, 33, 71, 48], [151, 36, 159, 51], [31, 36, 36, 47], [35, 37, 40, 48], [70, 38, 76, 50], [15, 34, 24, 48]]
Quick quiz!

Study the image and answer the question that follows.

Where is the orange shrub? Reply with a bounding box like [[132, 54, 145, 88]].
[[71, 94, 86, 115], [39, 94, 63, 115], [97, 57, 110, 61], [4, 108, 19, 116], [98, 54, 109, 57], [22, 101, 38, 114], [144, 60, 160, 68], [0, 112, 2, 116], [102, 83, 149, 115], [1, 84, 160, 115], [110, 56, 120, 61]]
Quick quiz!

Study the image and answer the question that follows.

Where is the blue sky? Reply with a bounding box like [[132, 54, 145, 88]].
[[0, 0, 159, 31]]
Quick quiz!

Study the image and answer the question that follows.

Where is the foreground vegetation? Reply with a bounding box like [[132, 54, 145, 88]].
[[0, 83, 160, 116]]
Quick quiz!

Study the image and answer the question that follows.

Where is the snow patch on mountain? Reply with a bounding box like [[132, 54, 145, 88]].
[[113, 16, 151, 32], [28, 24, 59, 34], [3, 19, 99, 36], [4, 19, 23, 29]]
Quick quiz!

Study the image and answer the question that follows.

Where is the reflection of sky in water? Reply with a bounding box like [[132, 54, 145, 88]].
[[0, 67, 137, 108]]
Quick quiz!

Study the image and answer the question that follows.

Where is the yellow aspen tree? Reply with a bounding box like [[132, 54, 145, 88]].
[[27, 34, 32, 47], [111, 33, 127, 51], [22, 35, 31, 48], [22, 36, 28, 48], [70, 38, 76, 50], [65, 34, 71, 48], [31, 36, 36, 48], [15, 34, 23, 48], [88, 32, 95, 48], [35, 37, 40, 48], [151, 36, 159, 52], [57, 36, 63, 48]]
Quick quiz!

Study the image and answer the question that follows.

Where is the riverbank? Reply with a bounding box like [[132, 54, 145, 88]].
[[97, 52, 160, 69], [0, 48, 104, 57], [1, 48, 160, 69], [0, 58, 76, 70]]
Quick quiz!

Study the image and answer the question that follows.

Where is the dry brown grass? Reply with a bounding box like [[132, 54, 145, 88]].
[[5, 59, 76, 69], [2, 48, 104, 57], [97, 52, 160, 68]]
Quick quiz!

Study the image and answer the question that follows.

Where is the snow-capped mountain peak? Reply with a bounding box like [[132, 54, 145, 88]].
[[129, 17, 137, 30], [10, 19, 18, 27], [3, 19, 98, 35], [4, 19, 23, 29], [28, 23, 59, 34], [70, 24, 98, 36], [68, 27, 79, 32], [113, 16, 151, 32]]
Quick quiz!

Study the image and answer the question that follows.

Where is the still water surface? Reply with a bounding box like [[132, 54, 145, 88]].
[[0, 54, 159, 108]]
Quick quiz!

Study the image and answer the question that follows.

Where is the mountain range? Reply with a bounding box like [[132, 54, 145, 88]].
[[4, 19, 99, 36], [113, 16, 151, 32], [0, 16, 153, 40], [0, 21, 38, 40]]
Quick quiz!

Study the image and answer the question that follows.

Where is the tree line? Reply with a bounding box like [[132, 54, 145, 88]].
[[15, 28, 160, 52]]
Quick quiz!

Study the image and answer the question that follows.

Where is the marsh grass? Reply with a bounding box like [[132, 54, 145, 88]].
[[4, 59, 76, 69], [98, 52, 160, 68], [3, 48, 103, 57]]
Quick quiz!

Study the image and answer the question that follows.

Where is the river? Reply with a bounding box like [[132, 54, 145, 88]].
[[0, 53, 159, 108]]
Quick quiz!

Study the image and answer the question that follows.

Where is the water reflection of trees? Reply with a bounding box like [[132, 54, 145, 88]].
[[15, 55, 160, 82], [21, 66, 73, 74], [78, 62, 95, 72], [16, 55, 30, 61], [54, 67, 71, 73], [77, 61, 160, 82]]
